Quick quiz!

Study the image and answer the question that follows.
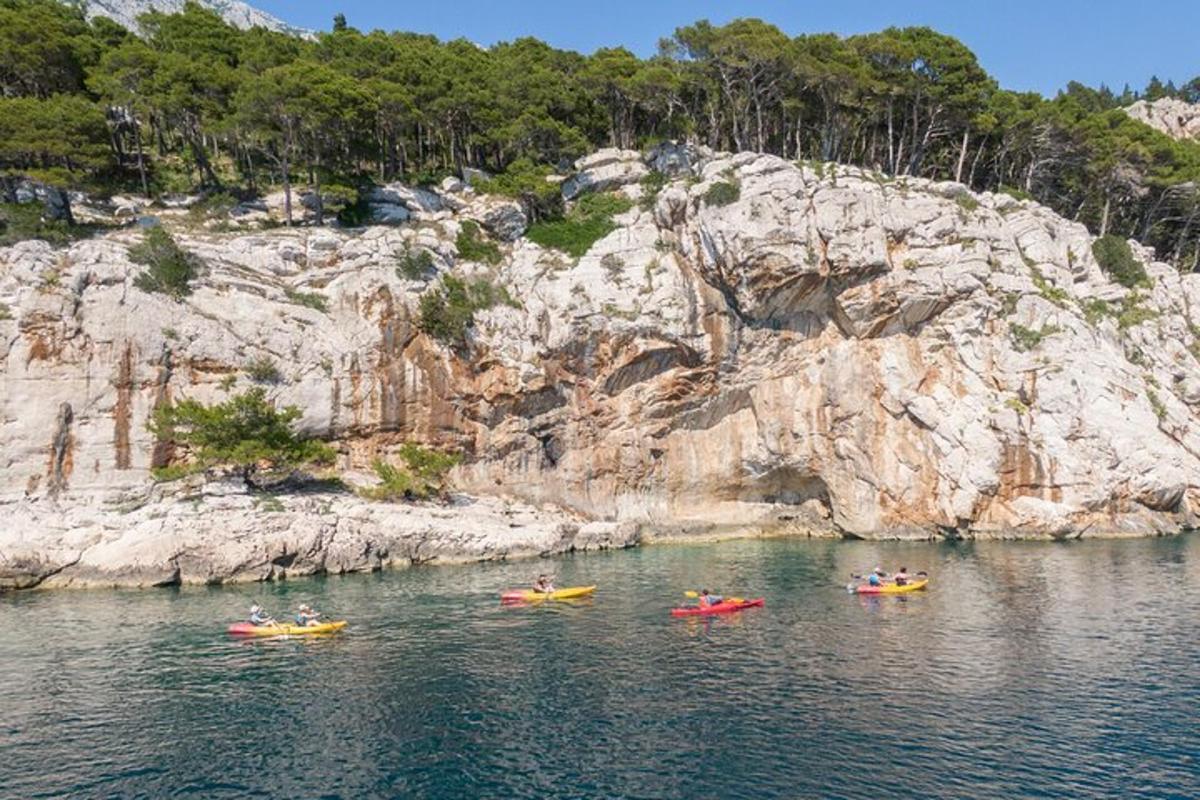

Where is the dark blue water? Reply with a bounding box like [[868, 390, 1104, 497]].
[[2, 535, 1198, 799]]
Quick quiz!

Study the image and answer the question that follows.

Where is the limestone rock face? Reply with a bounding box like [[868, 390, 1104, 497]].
[[2, 151, 1199, 588], [562, 149, 649, 200], [0, 482, 629, 591], [80, 0, 310, 37], [1125, 98, 1200, 140]]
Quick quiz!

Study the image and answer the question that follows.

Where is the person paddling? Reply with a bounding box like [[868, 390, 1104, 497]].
[[249, 604, 276, 627], [532, 574, 556, 594], [867, 568, 887, 587], [893, 567, 911, 587], [697, 589, 725, 608], [295, 604, 322, 627]]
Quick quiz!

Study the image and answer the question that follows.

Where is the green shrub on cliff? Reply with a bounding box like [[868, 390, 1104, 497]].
[[418, 274, 517, 348], [1092, 235, 1150, 289], [703, 180, 740, 207], [474, 158, 562, 221], [130, 227, 200, 299], [148, 388, 334, 483], [455, 220, 502, 265], [526, 192, 633, 258], [360, 444, 462, 502]]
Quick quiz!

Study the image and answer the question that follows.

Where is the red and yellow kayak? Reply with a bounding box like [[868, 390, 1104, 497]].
[[671, 598, 765, 617], [501, 585, 596, 603], [854, 579, 929, 595], [228, 621, 348, 636]]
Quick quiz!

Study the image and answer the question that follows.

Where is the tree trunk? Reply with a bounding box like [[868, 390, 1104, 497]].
[[133, 114, 149, 197], [1100, 194, 1111, 237], [955, 129, 969, 184]]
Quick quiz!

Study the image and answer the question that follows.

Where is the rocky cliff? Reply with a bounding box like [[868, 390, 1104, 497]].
[[1125, 98, 1200, 141], [3, 147, 1199, 590], [80, 0, 308, 36]]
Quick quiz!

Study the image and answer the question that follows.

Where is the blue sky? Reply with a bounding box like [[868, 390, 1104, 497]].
[[252, 1, 1199, 97]]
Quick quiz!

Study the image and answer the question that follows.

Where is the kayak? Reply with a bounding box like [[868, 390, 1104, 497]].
[[854, 579, 929, 595], [670, 598, 765, 617], [228, 621, 348, 636], [501, 586, 596, 603]]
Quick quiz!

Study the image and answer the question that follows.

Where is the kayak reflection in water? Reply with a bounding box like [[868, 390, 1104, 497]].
[[697, 589, 725, 608], [249, 604, 276, 626], [532, 574, 557, 594], [295, 604, 322, 627]]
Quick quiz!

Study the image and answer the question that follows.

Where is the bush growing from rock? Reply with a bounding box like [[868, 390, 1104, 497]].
[[360, 444, 462, 502], [0, 202, 90, 247], [130, 227, 200, 299], [1092, 235, 1150, 289], [244, 355, 283, 384], [148, 388, 334, 484], [1010, 322, 1061, 352], [704, 180, 740, 207], [397, 248, 435, 280], [474, 158, 562, 221], [526, 192, 633, 258], [455, 220, 502, 265], [418, 274, 517, 348], [284, 289, 327, 312]]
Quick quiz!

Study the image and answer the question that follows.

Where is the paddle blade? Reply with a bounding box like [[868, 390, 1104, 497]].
[[684, 591, 699, 598]]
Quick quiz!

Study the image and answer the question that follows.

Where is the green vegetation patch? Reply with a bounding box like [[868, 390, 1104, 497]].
[[149, 388, 334, 483], [474, 158, 562, 220], [455, 220, 503, 265], [1115, 292, 1159, 330], [1010, 322, 1061, 352], [526, 192, 633, 258], [244, 355, 283, 384], [703, 180, 741, 207], [284, 289, 327, 313], [0, 202, 96, 247], [1092, 235, 1151, 289], [955, 193, 980, 214], [397, 248, 435, 280], [1146, 388, 1167, 422], [1029, 265, 1070, 307], [418, 274, 518, 348], [639, 170, 668, 210], [130, 227, 200, 300], [359, 444, 462, 502]]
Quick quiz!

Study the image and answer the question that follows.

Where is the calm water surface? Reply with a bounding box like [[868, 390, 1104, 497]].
[[2, 535, 1198, 799]]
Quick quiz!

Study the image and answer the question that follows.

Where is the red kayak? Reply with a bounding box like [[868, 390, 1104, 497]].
[[670, 598, 764, 617]]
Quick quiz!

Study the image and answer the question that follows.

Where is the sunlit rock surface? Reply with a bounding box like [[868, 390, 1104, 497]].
[[3, 149, 1199, 588]]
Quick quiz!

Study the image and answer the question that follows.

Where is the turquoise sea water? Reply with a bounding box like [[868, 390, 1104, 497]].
[[2, 535, 1198, 799]]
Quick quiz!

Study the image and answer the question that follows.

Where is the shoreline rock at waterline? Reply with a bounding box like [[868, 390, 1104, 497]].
[[0, 484, 639, 592]]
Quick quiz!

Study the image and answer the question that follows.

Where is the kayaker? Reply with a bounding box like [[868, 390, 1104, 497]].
[[698, 589, 724, 608], [867, 569, 885, 587], [532, 574, 556, 594], [295, 604, 322, 627], [894, 567, 911, 586], [249, 604, 276, 626]]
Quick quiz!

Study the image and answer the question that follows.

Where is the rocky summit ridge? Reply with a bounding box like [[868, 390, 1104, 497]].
[[2, 146, 1199, 590], [1124, 98, 1200, 141], [79, 0, 308, 37]]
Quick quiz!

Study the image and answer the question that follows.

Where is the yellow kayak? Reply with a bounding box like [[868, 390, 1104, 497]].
[[501, 585, 596, 603], [228, 620, 348, 636], [854, 579, 929, 595]]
